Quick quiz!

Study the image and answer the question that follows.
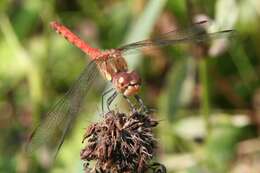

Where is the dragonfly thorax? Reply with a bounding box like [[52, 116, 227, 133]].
[[96, 49, 129, 81], [112, 71, 141, 96]]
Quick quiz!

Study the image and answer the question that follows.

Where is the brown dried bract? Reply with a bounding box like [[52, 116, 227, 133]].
[[80, 110, 159, 173]]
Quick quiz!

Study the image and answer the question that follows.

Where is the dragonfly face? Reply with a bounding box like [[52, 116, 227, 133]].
[[112, 70, 141, 96]]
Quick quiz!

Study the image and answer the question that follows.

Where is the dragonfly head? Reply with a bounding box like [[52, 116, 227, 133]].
[[112, 71, 141, 96]]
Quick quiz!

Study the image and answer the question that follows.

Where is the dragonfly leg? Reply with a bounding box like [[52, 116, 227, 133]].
[[134, 95, 150, 113], [102, 88, 115, 113], [123, 95, 136, 112], [106, 91, 118, 111]]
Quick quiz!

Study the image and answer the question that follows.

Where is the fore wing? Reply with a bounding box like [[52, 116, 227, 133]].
[[26, 61, 98, 161], [117, 21, 234, 53]]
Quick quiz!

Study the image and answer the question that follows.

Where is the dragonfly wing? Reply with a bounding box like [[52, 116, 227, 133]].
[[26, 61, 98, 161], [118, 21, 234, 53]]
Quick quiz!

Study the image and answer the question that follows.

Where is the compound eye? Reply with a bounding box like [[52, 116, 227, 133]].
[[129, 71, 141, 85], [118, 76, 131, 90], [118, 77, 125, 84], [118, 77, 126, 87]]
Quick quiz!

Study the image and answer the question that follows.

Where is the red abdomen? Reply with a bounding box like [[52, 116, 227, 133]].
[[50, 21, 101, 60]]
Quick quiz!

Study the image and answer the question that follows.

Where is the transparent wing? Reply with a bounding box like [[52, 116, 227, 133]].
[[117, 21, 234, 53], [26, 61, 98, 161]]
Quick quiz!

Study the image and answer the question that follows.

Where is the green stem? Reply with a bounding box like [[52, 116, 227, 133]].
[[199, 58, 211, 134]]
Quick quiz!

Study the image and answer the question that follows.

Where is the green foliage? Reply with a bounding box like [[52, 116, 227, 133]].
[[1, 0, 260, 173]]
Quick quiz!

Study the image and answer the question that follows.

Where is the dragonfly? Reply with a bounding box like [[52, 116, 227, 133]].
[[26, 20, 233, 161]]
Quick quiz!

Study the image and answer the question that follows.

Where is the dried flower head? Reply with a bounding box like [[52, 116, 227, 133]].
[[80, 110, 159, 173]]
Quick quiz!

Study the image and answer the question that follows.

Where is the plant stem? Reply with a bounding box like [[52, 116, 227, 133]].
[[199, 58, 211, 134]]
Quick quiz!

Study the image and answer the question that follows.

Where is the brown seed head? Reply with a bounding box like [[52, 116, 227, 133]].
[[81, 111, 158, 173]]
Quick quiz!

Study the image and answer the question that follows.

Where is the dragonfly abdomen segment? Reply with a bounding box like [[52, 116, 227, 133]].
[[50, 21, 102, 59]]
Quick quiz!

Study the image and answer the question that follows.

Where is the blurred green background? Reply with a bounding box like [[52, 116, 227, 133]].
[[1, 0, 260, 172]]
